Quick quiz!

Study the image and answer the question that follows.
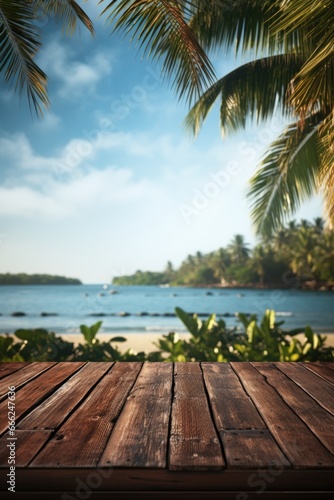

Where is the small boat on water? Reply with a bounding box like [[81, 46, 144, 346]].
[[159, 284, 170, 288]]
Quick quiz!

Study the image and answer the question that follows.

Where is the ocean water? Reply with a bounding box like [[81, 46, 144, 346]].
[[0, 284, 333, 335]]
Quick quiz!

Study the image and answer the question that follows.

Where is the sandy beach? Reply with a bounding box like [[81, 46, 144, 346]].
[[61, 332, 192, 354], [60, 331, 334, 354]]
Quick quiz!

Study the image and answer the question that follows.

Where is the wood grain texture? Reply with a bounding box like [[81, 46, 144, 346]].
[[221, 429, 291, 469], [31, 362, 142, 467], [231, 362, 334, 468], [274, 362, 334, 415], [100, 362, 173, 468], [202, 362, 266, 430], [0, 362, 84, 435], [0, 430, 51, 466], [0, 363, 54, 400], [252, 363, 334, 454], [301, 362, 334, 386], [169, 362, 224, 471], [0, 362, 333, 497], [321, 362, 334, 371], [0, 363, 28, 380], [18, 362, 112, 431]]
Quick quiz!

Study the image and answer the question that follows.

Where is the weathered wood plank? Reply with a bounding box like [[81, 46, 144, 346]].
[[169, 362, 224, 471], [252, 363, 334, 455], [221, 429, 291, 469], [99, 363, 173, 468], [1, 468, 333, 494], [321, 362, 334, 371], [0, 363, 29, 380], [300, 362, 334, 386], [274, 362, 334, 415], [0, 363, 55, 400], [18, 362, 112, 431], [231, 362, 334, 468], [1, 492, 334, 500], [31, 362, 142, 467], [0, 430, 52, 466], [0, 362, 84, 435], [202, 363, 266, 430]]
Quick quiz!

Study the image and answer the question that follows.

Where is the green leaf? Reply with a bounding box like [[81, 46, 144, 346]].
[[110, 336, 127, 343], [247, 115, 323, 235], [175, 307, 199, 336], [100, 0, 216, 103]]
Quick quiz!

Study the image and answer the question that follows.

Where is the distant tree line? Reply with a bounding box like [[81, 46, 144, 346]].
[[113, 218, 334, 288], [0, 273, 82, 285]]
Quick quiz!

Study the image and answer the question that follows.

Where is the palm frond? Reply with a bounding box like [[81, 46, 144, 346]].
[[189, 0, 287, 56], [272, 0, 334, 116], [34, 0, 94, 36], [247, 114, 324, 236], [289, 43, 334, 117], [185, 53, 304, 136], [318, 111, 334, 224], [99, 0, 216, 103], [0, 0, 49, 115]]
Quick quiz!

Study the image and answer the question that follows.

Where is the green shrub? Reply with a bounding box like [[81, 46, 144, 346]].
[[0, 312, 333, 362], [153, 308, 333, 362]]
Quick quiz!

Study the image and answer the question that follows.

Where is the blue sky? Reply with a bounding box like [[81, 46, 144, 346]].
[[0, 2, 323, 283]]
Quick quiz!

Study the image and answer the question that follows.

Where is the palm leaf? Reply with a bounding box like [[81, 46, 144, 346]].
[[271, 0, 334, 115], [290, 42, 334, 117], [189, 0, 288, 56], [0, 0, 94, 116], [185, 53, 304, 136], [34, 0, 94, 35], [247, 114, 324, 235], [99, 0, 216, 103], [318, 111, 334, 224], [0, 0, 49, 115]]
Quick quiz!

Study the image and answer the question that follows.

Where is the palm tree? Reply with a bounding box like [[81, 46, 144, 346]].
[[208, 247, 231, 282], [227, 234, 250, 264], [290, 226, 321, 280], [0, 0, 94, 115], [250, 245, 266, 287], [184, 0, 334, 235], [101, 0, 334, 234]]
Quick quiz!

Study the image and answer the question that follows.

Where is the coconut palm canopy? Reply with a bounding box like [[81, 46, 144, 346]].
[[99, 0, 334, 236], [0, 0, 94, 115], [1, 0, 333, 235]]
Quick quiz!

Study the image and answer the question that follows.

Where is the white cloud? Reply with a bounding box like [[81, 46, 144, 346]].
[[0, 133, 56, 173], [38, 40, 113, 98], [34, 112, 61, 130], [0, 186, 69, 217], [0, 162, 163, 218]]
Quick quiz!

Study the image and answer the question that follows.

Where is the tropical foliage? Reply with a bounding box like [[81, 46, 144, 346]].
[[113, 218, 334, 287], [0, 0, 94, 115], [3, 1, 334, 231], [100, 0, 334, 235], [154, 307, 333, 362], [0, 273, 81, 285], [1, 310, 333, 362]]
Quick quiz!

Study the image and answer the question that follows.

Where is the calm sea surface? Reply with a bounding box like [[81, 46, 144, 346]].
[[0, 284, 333, 335]]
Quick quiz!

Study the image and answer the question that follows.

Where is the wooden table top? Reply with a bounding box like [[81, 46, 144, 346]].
[[0, 361, 333, 499]]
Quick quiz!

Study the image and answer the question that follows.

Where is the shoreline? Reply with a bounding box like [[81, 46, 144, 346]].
[[59, 331, 334, 353], [60, 332, 192, 353]]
